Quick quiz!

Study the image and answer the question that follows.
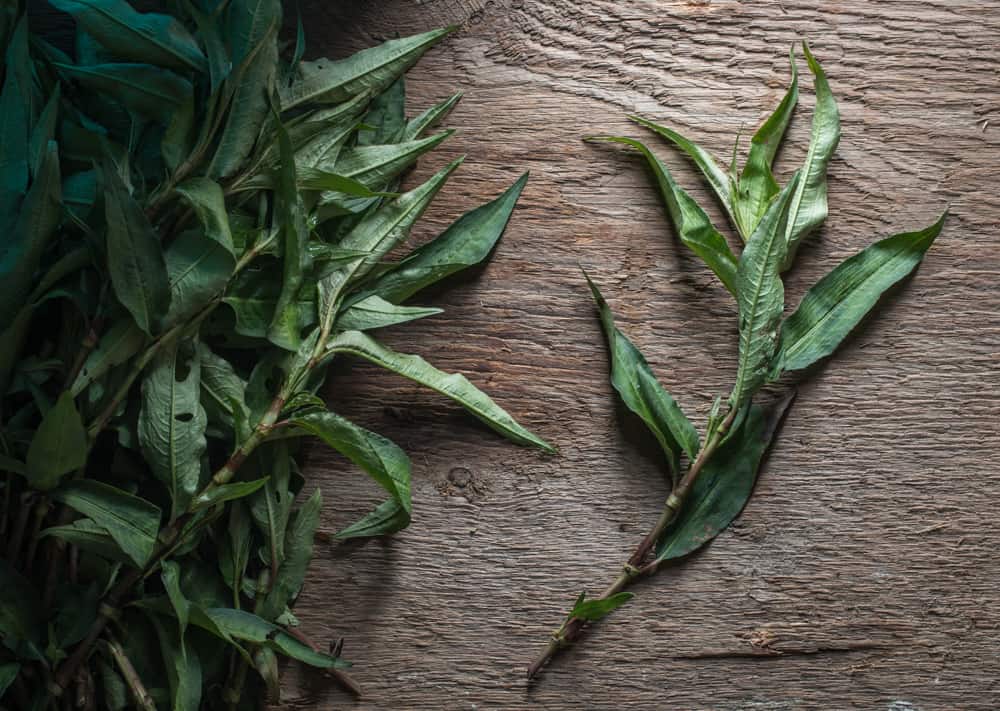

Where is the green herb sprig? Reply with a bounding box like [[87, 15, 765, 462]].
[[0, 2, 551, 708], [527, 43, 944, 679]]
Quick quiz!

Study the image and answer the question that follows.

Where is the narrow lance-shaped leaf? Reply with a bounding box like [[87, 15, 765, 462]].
[[735, 48, 799, 238], [260, 489, 321, 620], [281, 27, 452, 109], [334, 497, 409, 540], [102, 154, 171, 335], [163, 227, 234, 326], [404, 92, 462, 141], [730, 173, 800, 408], [656, 392, 794, 562], [337, 295, 441, 331], [208, 0, 280, 178], [194, 607, 348, 669], [55, 62, 193, 120], [587, 136, 738, 295], [48, 0, 206, 72], [52, 480, 161, 567], [357, 172, 528, 305], [777, 213, 945, 375], [330, 131, 452, 190], [268, 115, 311, 350], [0, 141, 61, 332], [137, 339, 208, 519], [291, 411, 411, 519], [325, 330, 555, 453], [25, 391, 87, 491], [42, 519, 133, 565], [584, 274, 700, 473], [147, 612, 202, 711], [174, 178, 235, 255], [782, 43, 841, 270], [630, 114, 739, 233]]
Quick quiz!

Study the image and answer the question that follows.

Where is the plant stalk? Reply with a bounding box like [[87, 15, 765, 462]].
[[526, 405, 739, 680], [106, 633, 157, 711]]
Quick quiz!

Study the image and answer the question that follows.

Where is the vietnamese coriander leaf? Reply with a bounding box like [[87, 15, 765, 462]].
[[527, 44, 945, 681]]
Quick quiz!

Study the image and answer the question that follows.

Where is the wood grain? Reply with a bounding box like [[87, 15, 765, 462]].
[[275, 1, 1000, 708], [273, 2, 1000, 708], [41, 0, 998, 706]]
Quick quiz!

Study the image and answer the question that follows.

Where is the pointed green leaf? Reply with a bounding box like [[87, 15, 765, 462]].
[[585, 274, 699, 470], [196, 607, 347, 668], [357, 172, 528, 304], [53, 480, 161, 567], [337, 295, 441, 331], [655, 393, 794, 562], [332, 131, 452, 189], [48, 0, 206, 72], [570, 592, 634, 622], [219, 502, 251, 596], [221, 266, 316, 339], [55, 62, 192, 119], [736, 48, 799, 238], [249, 441, 295, 568], [102, 154, 170, 335], [404, 92, 461, 141], [335, 497, 409, 540], [631, 115, 738, 232], [208, 0, 280, 178], [281, 27, 452, 109], [268, 115, 311, 350], [588, 136, 738, 294], [291, 411, 411, 514], [26, 391, 88, 490], [782, 44, 841, 270], [778, 213, 944, 374], [260, 489, 321, 620], [325, 330, 554, 452], [0, 141, 61, 332], [138, 339, 208, 519], [730, 173, 800, 408]]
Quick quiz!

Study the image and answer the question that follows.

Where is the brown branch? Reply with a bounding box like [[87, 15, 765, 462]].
[[527, 406, 739, 680], [106, 633, 156, 711]]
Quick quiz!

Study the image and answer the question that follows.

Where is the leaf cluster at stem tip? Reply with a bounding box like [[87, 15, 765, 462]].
[[528, 41, 946, 680], [0, 2, 550, 708]]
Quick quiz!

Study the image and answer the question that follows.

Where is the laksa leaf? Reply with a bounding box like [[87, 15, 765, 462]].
[[325, 330, 554, 453], [777, 213, 945, 375]]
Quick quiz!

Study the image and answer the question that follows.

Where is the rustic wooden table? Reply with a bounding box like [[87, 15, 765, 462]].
[[279, 2, 1000, 708], [36, 0, 994, 707]]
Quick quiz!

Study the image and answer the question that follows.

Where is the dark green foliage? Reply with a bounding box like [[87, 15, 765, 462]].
[[0, 2, 547, 707]]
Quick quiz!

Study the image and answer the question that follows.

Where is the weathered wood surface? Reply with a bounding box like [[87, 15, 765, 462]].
[[287, 1, 996, 709], [21, 0, 995, 707]]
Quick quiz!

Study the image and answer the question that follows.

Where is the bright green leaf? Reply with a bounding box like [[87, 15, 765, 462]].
[[778, 213, 945, 374], [570, 592, 634, 622]]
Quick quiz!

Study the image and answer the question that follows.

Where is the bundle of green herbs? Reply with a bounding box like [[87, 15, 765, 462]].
[[0, 1, 551, 708], [527, 44, 944, 678]]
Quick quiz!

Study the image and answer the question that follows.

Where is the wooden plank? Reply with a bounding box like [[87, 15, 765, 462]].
[[38, 0, 1000, 707], [280, 1, 1000, 708]]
